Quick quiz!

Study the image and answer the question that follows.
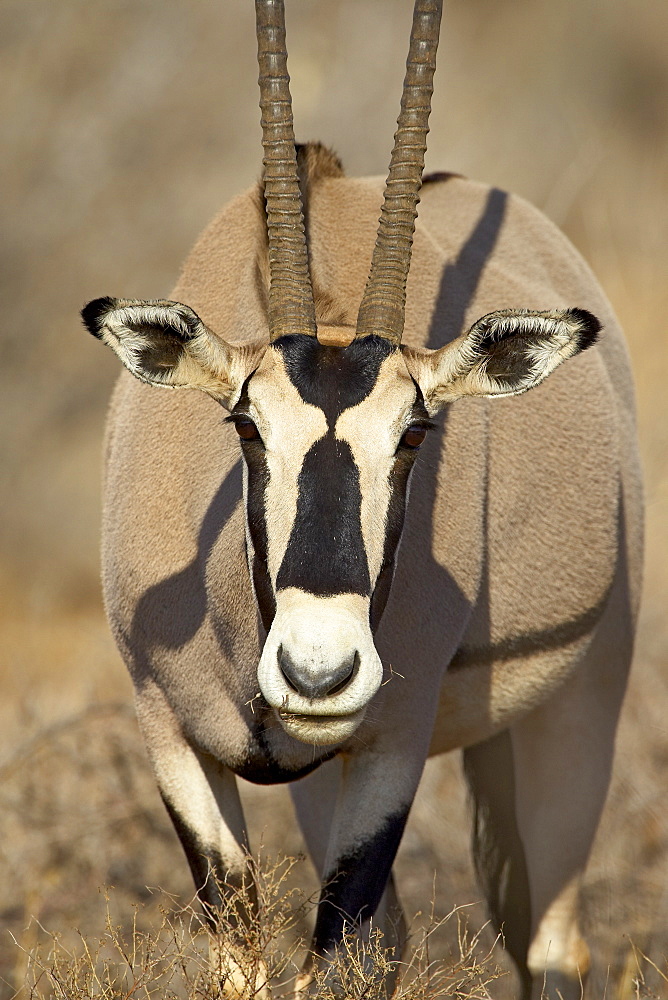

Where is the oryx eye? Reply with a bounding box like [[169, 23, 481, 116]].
[[234, 419, 260, 441], [400, 425, 428, 450]]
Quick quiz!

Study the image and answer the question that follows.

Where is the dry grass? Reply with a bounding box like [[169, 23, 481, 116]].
[[10, 857, 668, 999], [14, 858, 505, 1000]]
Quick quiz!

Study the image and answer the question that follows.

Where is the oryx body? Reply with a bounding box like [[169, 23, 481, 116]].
[[83, 3, 642, 998]]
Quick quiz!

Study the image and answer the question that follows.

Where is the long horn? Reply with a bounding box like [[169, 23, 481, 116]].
[[356, 0, 443, 345], [256, 0, 317, 341]]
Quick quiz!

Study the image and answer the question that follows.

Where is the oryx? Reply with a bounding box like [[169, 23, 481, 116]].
[[81, 1, 642, 997]]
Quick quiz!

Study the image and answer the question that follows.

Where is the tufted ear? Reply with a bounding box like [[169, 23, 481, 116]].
[[81, 297, 264, 409], [405, 307, 600, 414]]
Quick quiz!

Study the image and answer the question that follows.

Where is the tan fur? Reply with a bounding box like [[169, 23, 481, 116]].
[[100, 147, 642, 999]]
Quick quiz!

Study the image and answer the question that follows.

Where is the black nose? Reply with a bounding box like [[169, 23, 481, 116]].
[[278, 647, 358, 700]]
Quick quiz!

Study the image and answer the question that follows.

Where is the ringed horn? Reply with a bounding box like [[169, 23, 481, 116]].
[[255, 0, 443, 346], [256, 0, 317, 340], [357, 0, 443, 345]]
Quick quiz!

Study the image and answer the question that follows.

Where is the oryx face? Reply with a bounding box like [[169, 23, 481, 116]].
[[233, 334, 430, 745], [83, 294, 599, 745]]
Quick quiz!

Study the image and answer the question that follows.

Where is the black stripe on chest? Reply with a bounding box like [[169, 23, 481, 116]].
[[275, 335, 395, 598]]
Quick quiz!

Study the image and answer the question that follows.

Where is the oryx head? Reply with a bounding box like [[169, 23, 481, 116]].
[[82, 0, 599, 747]]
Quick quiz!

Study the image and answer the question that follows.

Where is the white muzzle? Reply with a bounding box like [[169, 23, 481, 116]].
[[257, 589, 383, 745]]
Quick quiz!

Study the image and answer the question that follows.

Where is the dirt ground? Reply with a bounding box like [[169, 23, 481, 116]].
[[1, 1, 667, 996]]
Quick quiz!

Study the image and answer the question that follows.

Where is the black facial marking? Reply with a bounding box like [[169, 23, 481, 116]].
[[278, 334, 395, 427], [369, 447, 417, 630], [233, 384, 275, 629], [252, 553, 276, 633], [276, 435, 371, 596], [273, 335, 396, 598], [241, 434, 269, 564], [313, 809, 409, 955], [370, 382, 431, 630]]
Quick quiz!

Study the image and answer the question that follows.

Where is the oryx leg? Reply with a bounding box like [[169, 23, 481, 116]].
[[463, 730, 534, 998], [465, 617, 630, 1000], [512, 647, 628, 1000], [291, 757, 407, 962], [291, 751, 419, 997], [290, 756, 342, 878], [135, 684, 269, 999]]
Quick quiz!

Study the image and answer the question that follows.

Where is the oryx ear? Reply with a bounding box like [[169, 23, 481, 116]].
[[405, 307, 600, 414], [81, 297, 264, 409]]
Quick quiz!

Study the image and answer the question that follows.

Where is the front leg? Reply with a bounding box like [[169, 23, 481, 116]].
[[135, 683, 270, 999], [296, 749, 424, 997]]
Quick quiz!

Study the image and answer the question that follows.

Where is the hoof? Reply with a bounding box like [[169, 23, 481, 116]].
[[293, 970, 314, 998], [210, 939, 271, 998]]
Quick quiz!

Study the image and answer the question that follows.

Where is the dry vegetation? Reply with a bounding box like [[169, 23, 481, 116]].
[[1, 0, 667, 997], [16, 859, 507, 999]]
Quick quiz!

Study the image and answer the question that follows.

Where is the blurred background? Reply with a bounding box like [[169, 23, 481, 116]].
[[1, 0, 666, 995]]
